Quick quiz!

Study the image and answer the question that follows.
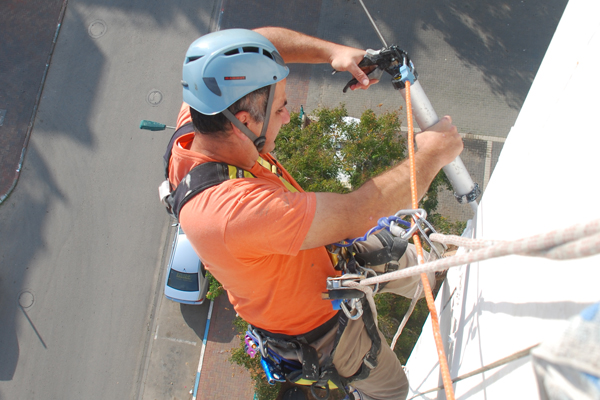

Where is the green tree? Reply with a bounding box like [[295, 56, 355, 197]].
[[275, 105, 449, 214]]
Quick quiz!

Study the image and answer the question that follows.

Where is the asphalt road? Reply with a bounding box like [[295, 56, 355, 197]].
[[0, 0, 218, 398]]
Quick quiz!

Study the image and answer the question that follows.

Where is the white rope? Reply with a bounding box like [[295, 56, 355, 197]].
[[406, 343, 540, 399], [347, 218, 600, 288], [391, 284, 422, 351], [344, 282, 379, 327], [336, 218, 600, 360]]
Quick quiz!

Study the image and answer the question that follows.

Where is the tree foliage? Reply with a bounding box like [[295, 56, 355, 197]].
[[275, 105, 450, 216], [275, 105, 406, 192]]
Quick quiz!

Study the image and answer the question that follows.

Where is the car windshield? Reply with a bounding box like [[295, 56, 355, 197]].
[[167, 269, 199, 292]]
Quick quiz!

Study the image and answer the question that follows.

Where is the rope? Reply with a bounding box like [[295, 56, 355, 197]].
[[407, 344, 539, 399], [405, 81, 456, 400], [391, 284, 423, 351], [344, 283, 379, 327], [347, 218, 600, 287]]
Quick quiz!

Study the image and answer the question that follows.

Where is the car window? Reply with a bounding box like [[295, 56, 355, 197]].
[[167, 269, 199, 292]]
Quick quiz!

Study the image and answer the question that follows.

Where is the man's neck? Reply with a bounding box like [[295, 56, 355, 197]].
[[190, 132, 258, 170]]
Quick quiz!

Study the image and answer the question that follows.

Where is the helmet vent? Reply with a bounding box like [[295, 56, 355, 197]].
[[224, 48, 240, 56], [263, 50, 274, 60], [272, 51, 286, 67], [203, 77, 222, 96], [242, 46, 259, 53], [186, 55, 203, 64]]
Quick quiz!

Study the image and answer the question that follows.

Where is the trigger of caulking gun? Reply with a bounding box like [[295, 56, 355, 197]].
[[340, 46, 415, 94]]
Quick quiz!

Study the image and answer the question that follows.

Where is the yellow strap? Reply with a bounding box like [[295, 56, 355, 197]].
[[258, 157, 298, 193], [292, 378, 338, 389], [227, 165, 254, 179]]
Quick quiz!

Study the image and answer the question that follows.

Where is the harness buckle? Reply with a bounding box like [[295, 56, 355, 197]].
[[323, 275, 366, 320], [322, 274, 365, 300], [158, 180, 173, 212]]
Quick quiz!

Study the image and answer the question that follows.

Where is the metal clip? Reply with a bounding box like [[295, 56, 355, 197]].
[[261, 357, 286, 385], [389, 209, 428, 239], [244, 333, 259, 358], [341, 298, 363, 320], [323, 275, 366, 320], [323, 274, 365, 299], [245, 328, 268, 359]]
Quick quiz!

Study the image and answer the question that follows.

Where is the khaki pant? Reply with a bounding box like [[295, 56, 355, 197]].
[[270, 315, 407, 400], [333, 316, 409, 400], [271, 245, 436, 399]]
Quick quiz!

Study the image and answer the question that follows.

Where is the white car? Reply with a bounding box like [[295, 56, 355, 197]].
[[164, 225, 209, 305]]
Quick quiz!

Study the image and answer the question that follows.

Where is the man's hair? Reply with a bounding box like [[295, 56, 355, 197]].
[[190, 85, 270, 136]]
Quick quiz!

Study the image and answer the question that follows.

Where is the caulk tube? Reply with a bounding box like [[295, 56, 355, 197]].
[[399, 80, 480, 212]]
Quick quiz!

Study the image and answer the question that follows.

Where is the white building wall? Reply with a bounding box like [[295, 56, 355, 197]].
[[405, 0, 600, 398]]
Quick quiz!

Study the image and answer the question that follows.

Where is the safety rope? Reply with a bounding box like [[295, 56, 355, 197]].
[[406, 343, 540, 399], [344, 217, 600, 376], [391, 284, 422, 351], [404, 80, 456, 400], [350, 217, 600, 287]]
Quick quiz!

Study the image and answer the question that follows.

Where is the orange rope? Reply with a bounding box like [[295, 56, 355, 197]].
[[405, 81, 455, 400]]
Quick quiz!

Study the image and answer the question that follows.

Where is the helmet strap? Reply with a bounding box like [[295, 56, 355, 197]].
[[221, 84, 276, 153]]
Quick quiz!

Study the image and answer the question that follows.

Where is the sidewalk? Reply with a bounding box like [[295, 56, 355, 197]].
[[197, 295, 254, 399]]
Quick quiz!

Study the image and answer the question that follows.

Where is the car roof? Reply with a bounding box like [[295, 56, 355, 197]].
[[170, 232, 200, 273]]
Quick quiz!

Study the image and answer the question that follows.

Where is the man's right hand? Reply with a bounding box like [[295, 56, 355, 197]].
[[329, 47, 377, 90], [414, 116, 463, 170]]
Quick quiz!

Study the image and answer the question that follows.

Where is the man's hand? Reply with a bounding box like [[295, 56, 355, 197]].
[[302, 115, 463, 250], [415, 116, 463, 169], [330, 47, 379, 90], [254, 27, 378, 90]]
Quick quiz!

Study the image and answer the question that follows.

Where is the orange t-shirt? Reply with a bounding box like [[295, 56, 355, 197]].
[[169, 104, 337, 335]]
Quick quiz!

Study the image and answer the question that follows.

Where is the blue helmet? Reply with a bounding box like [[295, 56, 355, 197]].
[[182, 29, 289, 151]]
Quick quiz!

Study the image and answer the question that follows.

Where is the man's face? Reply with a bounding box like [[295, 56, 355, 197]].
[[259, 79, 289, 154]]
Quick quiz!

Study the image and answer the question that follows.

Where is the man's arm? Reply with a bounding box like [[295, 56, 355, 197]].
[[300, 116, 463, 250], [254, 27, 373, 90]]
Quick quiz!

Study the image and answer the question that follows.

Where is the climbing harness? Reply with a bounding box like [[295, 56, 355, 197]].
[[243, 313, 348, 399], [157, 122, 389, 399], [243, 296, 383, 400], [157, 123, 298, 220]]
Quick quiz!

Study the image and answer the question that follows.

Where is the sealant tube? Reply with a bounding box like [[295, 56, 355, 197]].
[[400, 81, 480, 211]]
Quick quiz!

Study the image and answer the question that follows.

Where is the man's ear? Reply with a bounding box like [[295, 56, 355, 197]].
[[229, 110, 253, 142], [234, 110, 252, 126]]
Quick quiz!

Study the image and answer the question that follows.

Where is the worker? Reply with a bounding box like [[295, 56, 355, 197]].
[[164, 27, 463, 400]]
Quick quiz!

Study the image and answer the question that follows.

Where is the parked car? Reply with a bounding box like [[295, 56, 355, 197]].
[[164, 225, 209, 305]]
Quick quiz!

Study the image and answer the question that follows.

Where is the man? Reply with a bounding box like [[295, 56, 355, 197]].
[[166, 27, 463, 400]]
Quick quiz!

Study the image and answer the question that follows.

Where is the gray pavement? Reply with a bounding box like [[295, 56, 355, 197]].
[[0, 0, 568, 399], [0, 0, 222, 399]]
